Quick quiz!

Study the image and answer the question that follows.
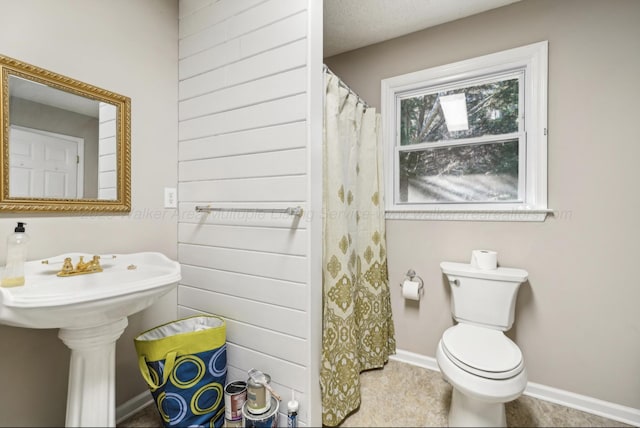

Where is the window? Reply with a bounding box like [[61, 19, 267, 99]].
[[382, 41, 549, 221]]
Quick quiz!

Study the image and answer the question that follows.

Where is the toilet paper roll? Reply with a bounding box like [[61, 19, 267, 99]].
[[402, 280, 421, 301], [471, 249, 498, 270]]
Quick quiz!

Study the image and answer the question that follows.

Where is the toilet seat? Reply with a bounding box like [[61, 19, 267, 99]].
[[441, 324, 523, 380]]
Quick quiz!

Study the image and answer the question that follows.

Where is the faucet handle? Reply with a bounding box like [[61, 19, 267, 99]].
[[91, 255, 102, 269], [61, 257, 74, 273]]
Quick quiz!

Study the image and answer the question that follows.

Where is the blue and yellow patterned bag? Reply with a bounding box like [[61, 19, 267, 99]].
[[135, 315, 227, 428]]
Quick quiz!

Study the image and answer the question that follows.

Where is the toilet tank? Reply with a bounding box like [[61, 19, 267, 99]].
[[440, 262, 528, 331]]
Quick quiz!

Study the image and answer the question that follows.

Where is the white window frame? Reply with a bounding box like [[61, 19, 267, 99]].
[[381, 41, 549, 221]]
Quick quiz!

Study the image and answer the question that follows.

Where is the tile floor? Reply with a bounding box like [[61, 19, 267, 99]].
[[118, 360, 630, 427]]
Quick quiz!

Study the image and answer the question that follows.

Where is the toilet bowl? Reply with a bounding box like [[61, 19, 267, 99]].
[[438, 261, 528, 427], [436, 324, 527, 426]]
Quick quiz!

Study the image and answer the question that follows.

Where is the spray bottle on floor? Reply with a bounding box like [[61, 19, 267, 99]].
[[287, 389, 298, 428]]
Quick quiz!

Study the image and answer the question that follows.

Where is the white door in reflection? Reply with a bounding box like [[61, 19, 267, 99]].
[[9, 125, 84, 198]]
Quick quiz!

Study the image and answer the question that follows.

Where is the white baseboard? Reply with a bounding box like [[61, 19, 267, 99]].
[[524, 382, 640, 427], [390, 349, 640, 427], [116, 390, 154, 424], [390, 348, 440, 371]]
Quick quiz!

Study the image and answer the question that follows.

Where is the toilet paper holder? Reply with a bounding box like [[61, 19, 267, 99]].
[[401, 269, 424, 292]]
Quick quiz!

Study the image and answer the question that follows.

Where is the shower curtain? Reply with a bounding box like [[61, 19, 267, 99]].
[[320, 73, 396, 426]]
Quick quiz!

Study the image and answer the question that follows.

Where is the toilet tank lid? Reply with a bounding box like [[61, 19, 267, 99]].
[[441, 261, 528, 282]]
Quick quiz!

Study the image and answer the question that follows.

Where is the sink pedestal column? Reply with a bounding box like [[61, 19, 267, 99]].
[[58, 317, 129, 427]]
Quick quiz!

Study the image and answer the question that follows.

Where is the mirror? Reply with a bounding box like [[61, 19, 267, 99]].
[[0, 54, 130, 212]]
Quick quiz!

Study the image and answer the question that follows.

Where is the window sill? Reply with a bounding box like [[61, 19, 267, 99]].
[[385, 209, 553, 222]]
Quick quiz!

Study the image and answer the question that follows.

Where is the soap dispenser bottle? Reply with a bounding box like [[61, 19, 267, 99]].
[[1, 222, 30, 287]]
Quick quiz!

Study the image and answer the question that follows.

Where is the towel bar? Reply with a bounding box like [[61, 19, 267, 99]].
[[195, 205, 304, 217]]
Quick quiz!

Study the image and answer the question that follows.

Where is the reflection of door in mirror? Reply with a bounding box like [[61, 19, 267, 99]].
[[8, 75, 103, 199], [9, 125, 84, 198]]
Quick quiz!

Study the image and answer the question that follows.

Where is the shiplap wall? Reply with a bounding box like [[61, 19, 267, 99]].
[[177, 0, 320, 425]]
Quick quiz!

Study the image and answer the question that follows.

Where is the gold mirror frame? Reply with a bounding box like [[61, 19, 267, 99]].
[[0, 55, 131, 213]]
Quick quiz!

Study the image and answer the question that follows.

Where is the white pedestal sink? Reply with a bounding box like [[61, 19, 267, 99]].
[[0, 252, 181, 427]]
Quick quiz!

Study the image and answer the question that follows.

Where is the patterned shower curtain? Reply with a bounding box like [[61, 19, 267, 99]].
[[320, 74, 396, 426]]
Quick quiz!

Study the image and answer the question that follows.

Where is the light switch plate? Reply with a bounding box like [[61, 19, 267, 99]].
[[164, 187, 177, 208]]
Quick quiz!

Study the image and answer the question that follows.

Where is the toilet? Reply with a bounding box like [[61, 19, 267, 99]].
[[437, 261, 528, 427]]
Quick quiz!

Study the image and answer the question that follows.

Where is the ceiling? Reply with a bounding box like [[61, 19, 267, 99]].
[[324, 0, 521, 57], [10, 76, 99, 118]]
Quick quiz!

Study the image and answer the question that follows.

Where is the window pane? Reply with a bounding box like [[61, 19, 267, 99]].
[[400, 78, 519, 145], [398, 139, 519, 203]]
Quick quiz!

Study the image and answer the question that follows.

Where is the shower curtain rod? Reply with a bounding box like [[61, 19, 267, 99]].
[[323, 64, 370, 109]]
